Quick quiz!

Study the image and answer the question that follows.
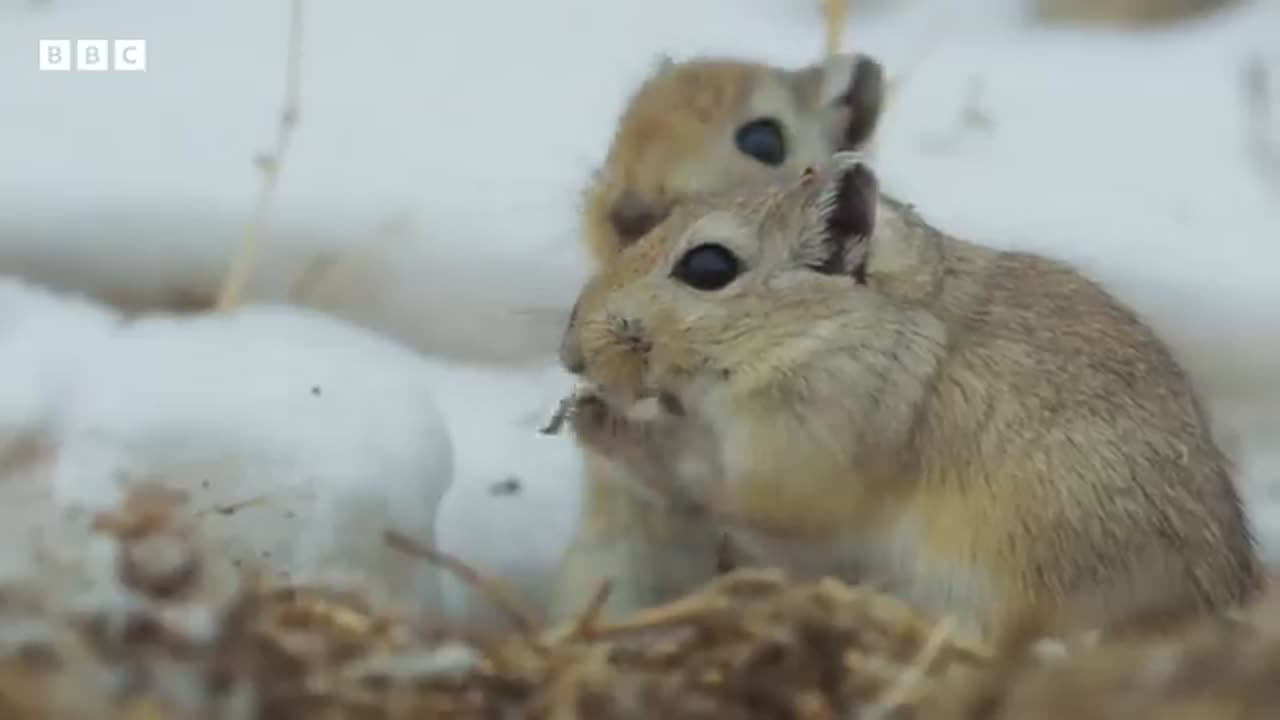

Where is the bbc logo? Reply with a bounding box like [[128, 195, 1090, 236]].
[[39, 40, 147, 72]]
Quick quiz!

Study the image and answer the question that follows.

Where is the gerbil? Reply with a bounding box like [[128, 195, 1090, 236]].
[[556, 152, 1262, 640], [551, 53, 888, 622]]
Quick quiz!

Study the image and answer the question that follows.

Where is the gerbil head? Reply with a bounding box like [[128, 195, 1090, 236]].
[[561, 152, 881, 406], [582, 53, 886, 268]]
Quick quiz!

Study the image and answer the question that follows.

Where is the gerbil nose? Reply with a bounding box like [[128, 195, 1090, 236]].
[[609, 194, 663, 243], [560, 299, 586, 375]]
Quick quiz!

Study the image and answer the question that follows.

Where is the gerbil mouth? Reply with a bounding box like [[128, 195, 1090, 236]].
[[540, 382, 684, 436], [613, 316, 652, 355], [599, 385, 685, 421]]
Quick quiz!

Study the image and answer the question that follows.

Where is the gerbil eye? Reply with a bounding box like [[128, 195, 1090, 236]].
[[734, 118, 786, 166], [672, 243, 741, 291]]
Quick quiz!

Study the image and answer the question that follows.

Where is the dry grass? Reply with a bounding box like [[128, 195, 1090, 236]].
[[3, 486, 1280, 719], [6, 4, 1277, 717], [823, 0, 849, 57], [215, 0, 306, 312]]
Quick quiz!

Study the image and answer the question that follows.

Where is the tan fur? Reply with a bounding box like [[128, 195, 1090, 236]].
[[558, 153, 1262, 640], [551, 54, 888, 623], [580, 53, 885, 268]]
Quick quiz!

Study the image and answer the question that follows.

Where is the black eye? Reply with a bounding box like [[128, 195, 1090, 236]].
[[671, 243, 741, 291], [734, 118, 786, 166]]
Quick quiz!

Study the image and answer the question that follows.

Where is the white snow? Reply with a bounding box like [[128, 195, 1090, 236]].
[[1, 0, 1279, 634], [0, 278, 457, 623]]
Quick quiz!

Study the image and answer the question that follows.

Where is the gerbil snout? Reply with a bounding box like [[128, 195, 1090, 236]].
[[558, 283, 656, 401], [559, 298, 586, 375], [609, 193, 666, 245], [559, 291, 651, 368]]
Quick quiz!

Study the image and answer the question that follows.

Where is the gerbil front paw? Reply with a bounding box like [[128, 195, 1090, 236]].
[[544, 384, 712, 506], [568, 393, 656, 460], [541, 384, 664, 456]]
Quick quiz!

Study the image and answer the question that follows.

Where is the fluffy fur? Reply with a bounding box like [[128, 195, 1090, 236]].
[[553, 53, 888, 622], [558, 153, 1262, 641]]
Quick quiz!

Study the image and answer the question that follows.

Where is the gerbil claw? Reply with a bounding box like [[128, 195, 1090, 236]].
[[541, 388, 588, 435], [540, 383, 607, 435], [539, 396, 575, 435]]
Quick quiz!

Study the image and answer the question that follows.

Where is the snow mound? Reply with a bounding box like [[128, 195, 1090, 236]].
[[0, 278, 456, 622]]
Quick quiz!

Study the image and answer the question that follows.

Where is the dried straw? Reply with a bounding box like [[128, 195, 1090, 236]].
[[3, 486, 1280, 719]]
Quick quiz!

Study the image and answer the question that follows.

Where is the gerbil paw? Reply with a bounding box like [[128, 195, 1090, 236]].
[[568, 393, 652, 456]]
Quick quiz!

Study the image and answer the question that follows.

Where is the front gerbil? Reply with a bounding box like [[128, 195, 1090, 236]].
[[558, 153, 1262, 639]]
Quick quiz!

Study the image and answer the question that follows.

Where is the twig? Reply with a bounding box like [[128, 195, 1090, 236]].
[[867, 616, 955, 717], [216, 0, 306, 311], [569, 580, 614, 640], [824, 0, 849, 58], [587, 594, 734, 640], [382, 530, 543, 644], [195, 495, 270, 517]]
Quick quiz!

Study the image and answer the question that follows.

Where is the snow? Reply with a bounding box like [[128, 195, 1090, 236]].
[[0, 278, 457, 623], [1, 0, 1279, 633]]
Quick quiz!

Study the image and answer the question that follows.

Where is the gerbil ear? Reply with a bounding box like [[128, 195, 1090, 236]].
[[816, 53, 886, 151], [811, 154, 878, 281]]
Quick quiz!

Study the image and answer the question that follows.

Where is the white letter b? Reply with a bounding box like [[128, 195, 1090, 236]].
[[38, 40, 71, 71]]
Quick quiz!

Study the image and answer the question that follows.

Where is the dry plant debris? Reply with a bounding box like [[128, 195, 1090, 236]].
[[823, 0, 849, 57], [4, 485, 1280, 719], [822, 0, 954, 134], [215, 0, 306, 311]]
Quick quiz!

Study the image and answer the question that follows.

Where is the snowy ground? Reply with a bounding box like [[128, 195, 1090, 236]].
[[1, 0, 1278, 630]]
